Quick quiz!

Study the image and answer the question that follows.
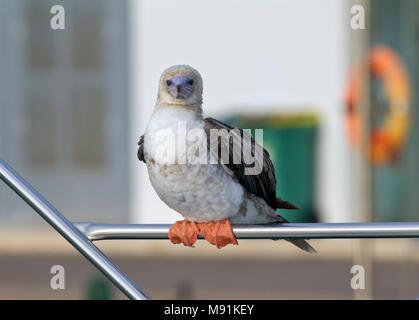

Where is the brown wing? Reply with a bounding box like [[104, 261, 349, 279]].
[[137, 135, 146, 163], [204, 117, 279, 210]]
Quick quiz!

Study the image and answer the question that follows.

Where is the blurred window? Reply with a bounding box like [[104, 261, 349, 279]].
[[26, 1, 54, 70], [72, 88, 105, 167], [25, 91, 56, 167], [0, 0, 130, 222], [72, 3, 104, 70], [24, 0, 108, 169]]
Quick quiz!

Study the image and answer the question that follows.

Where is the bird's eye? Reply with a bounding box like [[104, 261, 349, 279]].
[[187, 79, 194, 86], [166, 79, 172, 86]]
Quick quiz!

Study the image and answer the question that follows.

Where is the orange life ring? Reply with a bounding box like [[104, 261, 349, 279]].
[[345, 46, 411, 165]]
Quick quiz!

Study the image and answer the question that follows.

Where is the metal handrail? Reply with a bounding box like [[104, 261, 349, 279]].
[[1, 157, 419, 300], [0, 158, 150, 300], [74, 222, 419, 241]]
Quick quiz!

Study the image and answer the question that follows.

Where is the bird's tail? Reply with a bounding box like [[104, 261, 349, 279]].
[[276, 197, 299, 210], [287, 239, 317, 254], [273, 199, 317, 254], [271, 219, 317, 254]]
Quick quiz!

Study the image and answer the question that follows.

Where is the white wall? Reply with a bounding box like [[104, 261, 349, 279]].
[[130, 0, 353, 223]]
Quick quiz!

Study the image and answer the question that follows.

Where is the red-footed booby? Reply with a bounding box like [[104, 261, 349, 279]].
[[137, 65, 315, 253]]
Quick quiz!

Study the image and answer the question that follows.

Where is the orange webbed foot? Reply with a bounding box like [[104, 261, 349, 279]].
[[197, 219, 238, 248], [168, 220, 199, 247]]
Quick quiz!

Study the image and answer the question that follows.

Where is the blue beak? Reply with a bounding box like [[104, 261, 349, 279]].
[[166, 76, 194, 99]]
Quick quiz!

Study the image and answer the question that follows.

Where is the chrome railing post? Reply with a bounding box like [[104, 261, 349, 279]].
[[0, 158, 150, 300]]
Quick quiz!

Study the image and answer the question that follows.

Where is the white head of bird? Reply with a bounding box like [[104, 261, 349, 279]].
[[156, 65, 203, 114]]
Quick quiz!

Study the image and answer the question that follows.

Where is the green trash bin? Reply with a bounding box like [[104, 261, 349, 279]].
[[222, 112, 318, 223]]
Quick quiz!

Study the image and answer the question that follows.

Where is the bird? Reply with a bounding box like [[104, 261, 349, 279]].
[[137, 65, 316, 253]]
